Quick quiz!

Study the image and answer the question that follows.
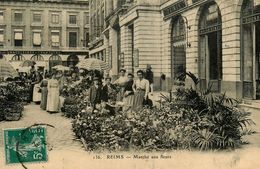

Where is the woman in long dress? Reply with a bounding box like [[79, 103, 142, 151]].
[[40, 76, 49, 110], [58, 72, 68, 111], [32, 71, 43, 104], [113, 69, 128, 101], [132, 70, 150, 112], [46, 74, 60, 113], [123, 73, 135, 112]]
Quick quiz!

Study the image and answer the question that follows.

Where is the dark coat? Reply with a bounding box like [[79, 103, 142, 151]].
[[145, 69, 154, 84], [89, 85, 102, 105], [101, 84, 116, 102], [124, 80, 134, 96]]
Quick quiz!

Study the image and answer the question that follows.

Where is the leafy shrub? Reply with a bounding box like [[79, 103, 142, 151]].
[[61, 80, 91, 118], [0, 82, 25, 121], [162, 72, 255, 150], [72, 72, 255, 151]]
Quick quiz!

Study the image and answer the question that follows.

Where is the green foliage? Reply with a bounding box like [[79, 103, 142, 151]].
[[61, 80, 91, 118], [71, 72, 255, 151], [0, 82, 26, 121], [166, 72, 255, 150]]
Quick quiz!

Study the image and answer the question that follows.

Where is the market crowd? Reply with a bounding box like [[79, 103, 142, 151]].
[[13, 64, 154, 114]]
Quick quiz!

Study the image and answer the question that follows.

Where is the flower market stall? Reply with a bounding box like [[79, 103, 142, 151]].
[[0, 59, 29, 121], [0, 82, 28, 121], [70, 73, 255, 152]]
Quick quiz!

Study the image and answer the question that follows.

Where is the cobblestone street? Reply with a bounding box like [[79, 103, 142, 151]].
[[0, 103, 260, 169]]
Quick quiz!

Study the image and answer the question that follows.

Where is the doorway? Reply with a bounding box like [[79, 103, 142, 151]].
[[198, 2, 222, 92]]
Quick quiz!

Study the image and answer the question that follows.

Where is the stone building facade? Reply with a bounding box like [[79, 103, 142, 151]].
[[89, 0, 260, 100], [0, 0, 89, 71]]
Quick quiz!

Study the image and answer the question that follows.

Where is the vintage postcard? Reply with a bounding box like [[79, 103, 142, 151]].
[[0, 0, 260, 169]]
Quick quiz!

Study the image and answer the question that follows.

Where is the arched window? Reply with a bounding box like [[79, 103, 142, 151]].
[[171, 16, 186, 82], [11, 53, 25, 61], [172, 16, 185, 42], [49, 54, 62, 70], [31, 53, 44, 61], [198, 2, 222, 92], [67, 54, 79, 67]]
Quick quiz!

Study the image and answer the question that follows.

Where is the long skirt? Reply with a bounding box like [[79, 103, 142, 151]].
[[123, 94, 135, 112], [46, 89, 59, 113], [117, 87, 125, 101], [40, 87, 48, 110], [33, 84, 41, 103], [133, 90, 145, 112]]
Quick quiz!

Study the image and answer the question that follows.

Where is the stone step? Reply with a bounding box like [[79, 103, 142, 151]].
[[239, 99, 260, 110]]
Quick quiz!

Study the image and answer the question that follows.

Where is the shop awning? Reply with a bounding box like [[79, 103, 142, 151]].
[[14, 32, 23, 40], [51, 34, 60, 43], [33, 32, 41, 46]]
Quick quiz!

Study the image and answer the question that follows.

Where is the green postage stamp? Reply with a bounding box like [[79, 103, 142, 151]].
[[3, 126, 47, 164]]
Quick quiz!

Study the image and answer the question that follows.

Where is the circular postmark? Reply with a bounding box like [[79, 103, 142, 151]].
[[14, 123, 55, 169]]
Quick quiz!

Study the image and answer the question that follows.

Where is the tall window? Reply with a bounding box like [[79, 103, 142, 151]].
[[171, 16, 186, 81], [33, 13, 42, 23], [85, 13, 89, 25], [49, 54, 62, 70], [69, 32, 77, 47], [14, 12, 23, 22], [0, 11, 3, 23], [69, 15, 77, 25], [51, 31, 60, 47], [33, 31, 41, 47], [84, 31, 89, 47], [0, 29, 4, 46], [51, 13, 59, 24], [14, 29, 23, 47]]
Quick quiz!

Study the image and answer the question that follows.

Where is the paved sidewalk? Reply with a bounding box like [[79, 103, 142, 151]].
[[0, 104, 83, 151]]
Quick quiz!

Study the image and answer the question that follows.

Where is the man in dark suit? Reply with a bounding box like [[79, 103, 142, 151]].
[[101, 77, 116, 102], [89, 77, 102, 111]]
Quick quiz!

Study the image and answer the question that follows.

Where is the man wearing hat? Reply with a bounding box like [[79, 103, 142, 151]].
[[101, 77, 117, 102], [113, 68, 128, 101], [89, 77, 102, 111], [145, 64, 154, 93]]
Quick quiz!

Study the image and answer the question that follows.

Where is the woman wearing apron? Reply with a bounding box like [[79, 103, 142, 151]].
[[113, 69, 128, 101], [32, 71, 43, 104], [123, 73, 135, 112], [40, 75, 49, 110], [46, 74, 60, 113], [133, 70, 150, 112]]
